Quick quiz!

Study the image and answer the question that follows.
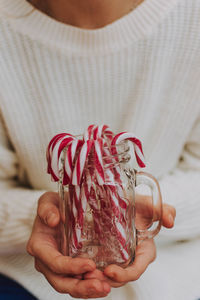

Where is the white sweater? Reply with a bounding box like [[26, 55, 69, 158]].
[[0, 0, 200, 299]]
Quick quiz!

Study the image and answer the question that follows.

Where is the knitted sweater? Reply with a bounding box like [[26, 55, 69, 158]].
[[0, 0, 200, 299]]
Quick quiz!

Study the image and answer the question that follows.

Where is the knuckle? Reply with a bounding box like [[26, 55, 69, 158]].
[[131, 267, 141, 281], [172, 207, 176, 217], [54, 286, 65, 294], [112, 273, 125, 283], [34, 260, 41, 273], [50, 278, 67, 294], [49, 263, 58, 274], [69, 292, 81, 299], [90, 280, 101, 291], [51, 255, 63, 273], [31, 240, 40, 255], [150, 240, 157, 263], [133, 271, 141, 281], [116, 276, 125, 283], [135, 274, 141, 281], [26, 240, 34, 256], [152, 248, 157, 261], [54, 285, 67, 294]]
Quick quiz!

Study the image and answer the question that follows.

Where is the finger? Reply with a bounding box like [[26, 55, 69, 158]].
[[135, 195, 176, 228], [37, 192, 60, 227], [162, 203, 176, 228], [104, 239, 156, 283], [27, 216, 96, 275], [33, 242, 95, 275], [135, 195, 153, 219], [84, 269, 106, 281], [35, 259, 111, 298], [84, 269, 125, 288]]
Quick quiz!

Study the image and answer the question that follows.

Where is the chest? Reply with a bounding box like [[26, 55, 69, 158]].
[[0, 35, 200, 188]]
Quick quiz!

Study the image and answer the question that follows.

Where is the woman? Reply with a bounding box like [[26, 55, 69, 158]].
[[0, 0, 199, 299]]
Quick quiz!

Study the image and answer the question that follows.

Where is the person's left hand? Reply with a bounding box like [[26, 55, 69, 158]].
[[84, 196, 176, 288]]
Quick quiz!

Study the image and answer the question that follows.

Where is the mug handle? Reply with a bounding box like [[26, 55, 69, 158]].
[[135, 171, 163, 243]]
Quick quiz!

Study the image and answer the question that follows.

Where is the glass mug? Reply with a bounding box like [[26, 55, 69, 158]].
[[58, 141, 162, 269]]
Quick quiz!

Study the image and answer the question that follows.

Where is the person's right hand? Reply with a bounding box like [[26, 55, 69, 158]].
[[26, 192, 111, 299]]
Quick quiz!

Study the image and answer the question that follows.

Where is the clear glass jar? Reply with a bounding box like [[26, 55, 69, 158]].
[[58, 142, 162, 269]]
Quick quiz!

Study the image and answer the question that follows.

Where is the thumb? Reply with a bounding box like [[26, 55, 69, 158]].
[[161, 203, 176, 228], [37, 192, 60, 227]]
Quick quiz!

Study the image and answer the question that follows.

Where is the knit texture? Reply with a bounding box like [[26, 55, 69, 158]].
[[0, 0, 200, 299]]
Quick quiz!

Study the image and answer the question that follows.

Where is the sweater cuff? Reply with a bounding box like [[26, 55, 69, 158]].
[[0, 184, 45, 255]]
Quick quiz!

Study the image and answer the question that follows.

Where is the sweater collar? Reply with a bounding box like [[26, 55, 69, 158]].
[[0, 0, 180, 54]]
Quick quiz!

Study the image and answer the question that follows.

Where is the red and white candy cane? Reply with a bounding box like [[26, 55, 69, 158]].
[[111, 132, 146, 168], [47, 133, 75, 181], [84, 176, 102, 236], [93, 124, 113, 141], [46, 133, 66, 170], [84, 124, 113, 185], [46, 133, 68, 174], [69, 185, 87, 252], [72, 139, 94, 185], [70, 186, 82, 252], [63, 139, 83, 185], [94, 138, 105, 185], [83, 124, 96, 141]]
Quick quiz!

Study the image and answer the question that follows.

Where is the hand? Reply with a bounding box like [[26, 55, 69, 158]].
[[84, 196, 176, 288], [27, 192, 111, 299]]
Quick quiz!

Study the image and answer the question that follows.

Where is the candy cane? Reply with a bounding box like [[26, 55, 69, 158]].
[[83, 124, 96, 141], [47, 133, 75, 181], [63, 139, 83, 185], [69, 186, 82, 252], [72, 140, 94, 185], [111, 132, 146, 168], [93, 124, 113, 141], [94, 138, 105, 185], [46, 133, 67, 171]]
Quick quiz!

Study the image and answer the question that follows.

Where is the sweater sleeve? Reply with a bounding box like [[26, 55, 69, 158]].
[[0, 113, 45, 255], [157, 114, 200, 243]]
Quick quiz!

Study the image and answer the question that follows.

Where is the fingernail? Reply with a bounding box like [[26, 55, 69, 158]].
[[169, 215, 174, 226], [107, 272, 115, 279], [46, 212, 56, 224], [103, 283, 110, 293]]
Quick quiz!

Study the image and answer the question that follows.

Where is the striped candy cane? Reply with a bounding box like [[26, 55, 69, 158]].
[[111, 132, 146, 168], [94, 138, 105, 185], [63, 139, 83, 185], [47, 133, 75, 181], [46, 133, 66, 171], [83, 124, 96, 141], [72, 139, 94, 185], [93, 124, 113, 141]]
